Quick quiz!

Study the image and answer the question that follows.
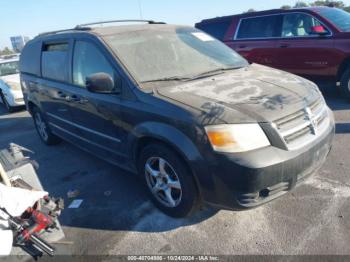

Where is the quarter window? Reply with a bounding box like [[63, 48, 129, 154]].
[[198, 20, 232, 40], [282, 13, 326, 37], [41, 43, 68, 82], [236, 15, 282, 39], [73, 41, 114, 87]]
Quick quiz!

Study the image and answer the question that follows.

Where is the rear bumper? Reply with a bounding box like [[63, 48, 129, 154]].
[[198, 119, 335, 210]]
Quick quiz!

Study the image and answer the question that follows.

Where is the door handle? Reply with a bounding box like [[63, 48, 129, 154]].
[[57, 91, 67, 98], [279, 43, 289, 48], [70, 95, 80, 102], [70, 95, 88, 104]]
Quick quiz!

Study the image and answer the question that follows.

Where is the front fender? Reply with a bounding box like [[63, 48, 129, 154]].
[[128, 121, 202, 164], [127, 121, 217, 201]]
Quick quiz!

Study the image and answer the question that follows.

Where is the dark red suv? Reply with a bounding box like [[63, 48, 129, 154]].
[[196, 7, 350, 98]]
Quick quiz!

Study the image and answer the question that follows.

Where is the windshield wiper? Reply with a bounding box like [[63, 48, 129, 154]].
[[140, 67, 243, 84], [141, 76, 192, 83], [191, 67, 242, 80]]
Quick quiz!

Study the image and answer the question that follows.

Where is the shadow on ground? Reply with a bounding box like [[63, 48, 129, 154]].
[[317, 81, 350, 111], [0, 106, 218, 233]]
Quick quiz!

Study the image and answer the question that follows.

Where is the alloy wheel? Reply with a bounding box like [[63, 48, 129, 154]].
[[35, 112, 49, 142], [145, 157, 182, 208]]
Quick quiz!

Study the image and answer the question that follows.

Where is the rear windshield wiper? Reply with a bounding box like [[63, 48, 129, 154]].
[[141, 76, 192, 83]]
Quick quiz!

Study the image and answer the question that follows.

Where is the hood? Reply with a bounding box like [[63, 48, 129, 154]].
[[156, 64, 321, 124], [0, 73, 20, 84], [0, 73, 21, 93]]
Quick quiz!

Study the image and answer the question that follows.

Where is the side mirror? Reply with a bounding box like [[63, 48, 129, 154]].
[[86, 73, 120, 94], [310, 25, 328, 36]]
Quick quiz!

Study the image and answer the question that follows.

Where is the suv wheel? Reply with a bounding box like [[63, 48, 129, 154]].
[[0, 91, 14, 113], [139, 144, 200, 218], [340, 67, 350, 100], [32, 107, 61, 145]]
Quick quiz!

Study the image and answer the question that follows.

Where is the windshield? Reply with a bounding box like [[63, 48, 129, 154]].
[[103, 27, 248, 83], [319, 8, 350, 32], [0, 61, 19, 77]]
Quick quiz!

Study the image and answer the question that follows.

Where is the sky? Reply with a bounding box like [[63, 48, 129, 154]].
[[2, 0, 350, 49]]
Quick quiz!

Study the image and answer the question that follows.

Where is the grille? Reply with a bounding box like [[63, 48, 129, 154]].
[[273, 98, 330, 150]]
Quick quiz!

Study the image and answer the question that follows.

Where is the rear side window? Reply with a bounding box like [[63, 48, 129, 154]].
[[73, 41, 114, 87], [20, 40, 41, 76], [236, 15, 283, 39], [196, 20, 232, 40], [41, 42, 69, 82]]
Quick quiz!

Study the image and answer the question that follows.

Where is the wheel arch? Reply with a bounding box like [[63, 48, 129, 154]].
[[27, 100, 36, 114], [337, 57, 350, 81], [129, 122, 205, 198]]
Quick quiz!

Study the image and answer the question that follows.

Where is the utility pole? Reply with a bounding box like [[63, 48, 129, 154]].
[[138, 0, 143, 19]]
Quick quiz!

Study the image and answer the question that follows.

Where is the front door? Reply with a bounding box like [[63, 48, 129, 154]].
[[274, 12, 334, 78], [68, 39, 127, 164]]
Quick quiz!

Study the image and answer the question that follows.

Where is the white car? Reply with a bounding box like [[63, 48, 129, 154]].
[[0, 58, 24, 112]]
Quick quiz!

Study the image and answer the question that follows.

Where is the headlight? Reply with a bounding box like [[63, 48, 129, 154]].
[[205, 124, 270, 153], [5, 81, 21, 91]]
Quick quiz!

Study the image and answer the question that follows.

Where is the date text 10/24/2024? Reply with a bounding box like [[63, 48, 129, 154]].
[[127, 256, 220, 261]]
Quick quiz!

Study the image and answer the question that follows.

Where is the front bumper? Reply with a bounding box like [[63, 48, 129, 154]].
[[3, 91, 25, 107], [200, 118, 335, 210]]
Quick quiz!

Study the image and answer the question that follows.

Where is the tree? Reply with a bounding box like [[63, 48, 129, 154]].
[[246, 8, 257, 13], [294, 1, 309, 7], [311, 0, 345, 8], [0, 47, 14, 56], [281, 5, 292, 9]]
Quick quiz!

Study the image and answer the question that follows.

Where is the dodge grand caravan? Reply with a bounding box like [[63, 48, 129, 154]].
[[20, 21, 335, 217], [196, 7, 350, 99]]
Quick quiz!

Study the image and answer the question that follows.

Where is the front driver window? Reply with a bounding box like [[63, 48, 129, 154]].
[[282, 13, 324, 37], [73, 41, 114, 87]]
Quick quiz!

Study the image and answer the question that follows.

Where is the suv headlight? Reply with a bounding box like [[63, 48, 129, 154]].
[[205, 124, 270, 153]]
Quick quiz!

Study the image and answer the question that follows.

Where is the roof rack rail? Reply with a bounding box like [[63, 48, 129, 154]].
[[37, 26, 90, 37], [37, 20, 166, 38], [75, 19, 166, 29]]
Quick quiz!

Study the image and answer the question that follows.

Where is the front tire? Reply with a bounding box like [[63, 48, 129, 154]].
[[32, 107, 61, 145], [340, 67, 350, 100], [139, 143, 200, 218]]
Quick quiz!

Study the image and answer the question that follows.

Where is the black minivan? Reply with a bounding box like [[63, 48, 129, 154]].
[[20, 20, 334, 217]]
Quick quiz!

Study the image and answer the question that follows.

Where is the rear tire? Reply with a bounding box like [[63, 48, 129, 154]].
[[0, 91, 14, 113], [340, 67, 350, 100], [32, 107, 61, 145], [138, 143, 200, 218]]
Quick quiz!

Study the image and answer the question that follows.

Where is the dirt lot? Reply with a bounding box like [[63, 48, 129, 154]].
[[0, 83, 349, 256]]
